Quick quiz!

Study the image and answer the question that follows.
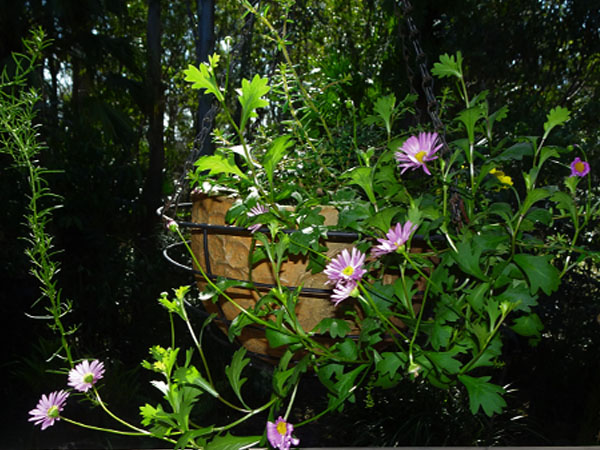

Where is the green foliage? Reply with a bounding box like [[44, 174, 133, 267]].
[[458, 375, 506, 416], [432, 51, 464, 79]]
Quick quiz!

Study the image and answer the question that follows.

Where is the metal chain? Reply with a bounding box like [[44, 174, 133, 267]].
[[396, 4, 421, 126], [397, 0, 449, 155], [162, 2, 259, 217]]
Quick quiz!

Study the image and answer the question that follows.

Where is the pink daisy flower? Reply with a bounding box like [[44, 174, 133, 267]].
[[331, 280, 359, 306], [324, 248, 366, 285], [371, 221, 418, 257], [68, 359, 105, 393], [570, 157, 590, 177], [394, 132, 442, 175], [247, 204, 269, 233], [266, 416, 300, 450], [28, 390, 69, 430]]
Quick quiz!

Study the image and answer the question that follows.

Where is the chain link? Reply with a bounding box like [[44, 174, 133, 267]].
[[163, 2, 259, 216], [397, 0, 449, 155]]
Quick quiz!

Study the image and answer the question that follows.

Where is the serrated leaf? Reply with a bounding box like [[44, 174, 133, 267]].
[[551, 191, 577, 223], [431, 51, 463, 79], [237, 74, 270, 131], [206, 433, 261, 450], [493, 142, 534, 162], [495, 281, 538, 312], [543, 106, 570, 137], [194, 154, 248, 181], [342, 166, 376, 205], [458, 374, 506, 416], [183, 58, 224, 102], [452, 239, 487, 281], [521, 188, 551, 215], [335, 339, 358, 360], [511, 313, 543, 337], [426, 349, 464, 375], [225, 348, 250, 408], [263, 135, 293, 187], [376, 351, 406, 378], [466, 282, 490, 313], [513, 253, 560, 295], [372, 93, 396, 135], [265, 328, 300, 348], [364, 207, 403, 233], [457, 106, 485, 144], [313, 318, 351, 338]]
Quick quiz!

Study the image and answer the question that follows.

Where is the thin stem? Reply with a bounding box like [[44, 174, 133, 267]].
[[94, 388, 150, 435], [61, 416, 158, 438]]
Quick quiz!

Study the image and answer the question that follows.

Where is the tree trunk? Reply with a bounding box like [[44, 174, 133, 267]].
[[191, 0, 215, 156], [142, 0, 165, 224]]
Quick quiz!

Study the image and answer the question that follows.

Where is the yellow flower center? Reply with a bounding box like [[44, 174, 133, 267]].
[[83, 372, 94, 384], [342, 266, 354, 277], [47, 405, 59, 418], [575, 161, 585, 173], [415, 151, 427, 163], [394, 242, 406, 253], [277, 421, 287, 435]]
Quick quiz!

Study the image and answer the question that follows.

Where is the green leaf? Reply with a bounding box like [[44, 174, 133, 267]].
[[225, 348, 250, 407], [495, 281, 538, 312], [328, 365, 368, 411], [376, 351, 406, 378], [432, 51, 463, 79], [194, 154, 248, 181], [538, 146, 559, 169], [364, 207, 403, 233], [426, 349, 464, 375], [513, 253, 560, 295], [457, 106, 485, 144], [335, 339, 358, 360], [263, 135, 293, 187], [458, 374, 506, 416], [206, 433, 261, 450], [238, 74, 270, 131], [466, 282, 490, 313], [551, 191, 577, 223], [183, 56, 224, 102], [452, 239, 487, 280], [175, 428, 214, 450], [342, 166, 377, 205], [543, 106, 570, 138], [265, 328, 300, 348], [313, 318, 351, 338], [493, 142, 534, 162], [372, 93, 396, 135], [521, 188, 551, 215], [511, 313, 543, 338]]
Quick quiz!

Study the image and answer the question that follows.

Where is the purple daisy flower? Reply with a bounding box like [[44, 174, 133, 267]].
[[394, 132, 442, 175], [371, 221, 418, 257], [570, 157, 590, 177], [266, 416, 300, 450], [28, 390, 69, 430], [324, 248, 366, 285], [331, 280, 359, 306], [68, 360, 105, 393], [247, 204, 269, 233]]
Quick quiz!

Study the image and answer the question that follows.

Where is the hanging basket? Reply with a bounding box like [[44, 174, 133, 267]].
[[183, 192, 432, 361], [189, 192, 363, 360]]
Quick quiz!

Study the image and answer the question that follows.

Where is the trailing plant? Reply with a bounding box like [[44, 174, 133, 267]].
[[25, 2, 600, 449], [0, 28, 75, 366]]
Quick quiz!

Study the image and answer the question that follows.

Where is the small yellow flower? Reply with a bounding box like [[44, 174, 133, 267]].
[[489, 168, 513, 188]]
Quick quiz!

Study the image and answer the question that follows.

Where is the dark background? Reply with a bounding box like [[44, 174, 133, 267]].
[[1, 0, 599, 448]]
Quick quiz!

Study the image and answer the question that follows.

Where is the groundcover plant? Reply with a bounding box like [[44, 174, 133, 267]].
[[15, 3, 599, 450]]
